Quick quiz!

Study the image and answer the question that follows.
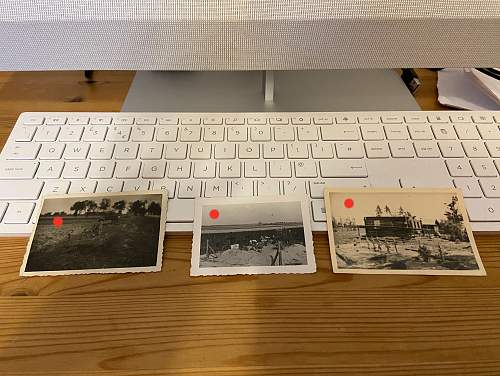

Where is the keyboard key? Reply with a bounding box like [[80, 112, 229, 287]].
[[131, 126, 155, 142], [263, 143, 285, 159], [360, 125, 385, 140], [287, 142, 309, 159], [214, 143, 236, 159], [158, 116, 178, 125], [3, 202, 35, 224], [336, 142, 364, 159], [12, 125, 37, 142], [269, 160, 292, 178], [244, 161, 266, 178], [479, 178, 500, 198], [313, 116, 333, 125], [364, 141, 390, 158], [251, 126, 271, 141], [115, 143, 139, 160], [34, 126, 60, 142], [455, 125, 480, 140], [181, 117, 201, 125], [414, 141, 440, 158], [320, 160, 368, 178], [82, 126, 107, 142], [38, 143, 65, 160], [66, 116, 90, 125], [189, 144, 211, 160], [88, 143, 114, 160], [438, 141, 465, 158], [465, 199, 500, 221], [69, 180, 98, 194], [311, 200, 326, 222], [113, 116, 134, 125], [309, 178, 371, 198], [58, 125, 84, 142], [427, 114, 448, 123], [225, 116, 245, 125], [96, 180, 124, 193], [107, 126, 131, 142], [194, 161, 216, 178], [283, 180, 307, 195], [408, 125, 433, 140], [166, 199, 194, 223], [168, 161, 191, 179], [203, 126, 224, 142], [63, 142, 90, 160], [269, 116, 288, 125], [177, 180, 201, 199], [336, 114, 356, 124], [384, 125, 409, 140], [450, 114, 472, 123], [231, 180, 254, 197], [149, 178, 176, 197], [156, 126, 178, 142], [90, 116, 112, 125], [115, 160, 141, 179], [453, 178, 483, 198], [164, 143, 188, 160], [0, 161, 39, 179], [291, 116, 310, 125], [227, 126, 248, 141], [239, 143, 260, 159], [123, 179, 150, 192], [310, 142, 334, 159], [294, 160, 317, 178], [257, 179, 280, 196], [388, 141, 414, 158], [41, 181, 70, 196], [358, 115, 379, 124], [4, 142, 41, 160], [462, 141, 489, 158], [400, 176, 452, 188], [219, 160, 241, 178], [477, 124, 500, 140], [62, 161, 90, 179], [470, 159, 498, 177], [0, 180, 43, 200], [297, 126, 319, 141], [445, 159, 473, 177], [23, 116, 44, 125], [381, 115, 403, 124], [432, 124, 456, 140], [472, 114, 494, 124], [88, 160, 116, 179], [205, 180, 228, 197], [135, 117, 157, 125], [45, 116, 66, 126], [247, 117, 266, 125], [404, 114, 426, 123], [142, 161, 167, 179], [179, 126, 201, 142], [203, 116, 223, 125], [273, 126, 295, 141], [321, 125, 360, 141], [36, 161, 65, 179]]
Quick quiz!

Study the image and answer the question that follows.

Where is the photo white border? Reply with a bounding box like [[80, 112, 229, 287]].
[[324, 188, 486, 276], [20, 190, 168, 276], [190, 195, 316, 276]]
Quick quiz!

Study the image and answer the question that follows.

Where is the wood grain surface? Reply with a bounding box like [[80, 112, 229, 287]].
[[0, 70, 499, 375]]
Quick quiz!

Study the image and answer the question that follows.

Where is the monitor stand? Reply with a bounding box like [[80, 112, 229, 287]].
[[121, 70, 420, 112]]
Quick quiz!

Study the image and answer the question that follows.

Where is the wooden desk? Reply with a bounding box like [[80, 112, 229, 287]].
[[0, 70, 499, 375]]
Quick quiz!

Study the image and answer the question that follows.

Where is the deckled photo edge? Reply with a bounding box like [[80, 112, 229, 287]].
[[20, 190, 168, 276], [324, 187, 486, 276]]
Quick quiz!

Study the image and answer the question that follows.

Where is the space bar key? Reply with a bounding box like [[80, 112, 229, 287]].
[[320, 160, 368, 178], [166, 199, 194, 223]]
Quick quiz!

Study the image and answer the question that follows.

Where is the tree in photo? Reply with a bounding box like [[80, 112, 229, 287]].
[[99, 198, 111, 212], [85, 200, 98, 215], [439, 195, 467, 241], [70, 201, 87, 216], [398, 206, 405, 216], [112, 200, 126, 215], [146, 201, 161, 216], [384, 205, 392, 215], [375, 205, 383, 216], [128, 200, 147, 216]]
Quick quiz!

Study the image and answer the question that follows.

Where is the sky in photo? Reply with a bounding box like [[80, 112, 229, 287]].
[[202, 201, 303, 226], [41, 194, 162, 215], [329, 191, 462, 225]]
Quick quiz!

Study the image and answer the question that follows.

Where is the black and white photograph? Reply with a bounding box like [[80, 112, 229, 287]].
[[190, 196, 316, 276], [325, 188, 485, 276], [20, 191, 167, 276]]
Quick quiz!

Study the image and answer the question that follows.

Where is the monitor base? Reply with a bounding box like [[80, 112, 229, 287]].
[[122, 70, 420, 112]]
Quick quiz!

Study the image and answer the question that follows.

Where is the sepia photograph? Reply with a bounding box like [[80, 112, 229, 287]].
[[21, 191, 167, 276], [190, 196, 316, 276], [324, 188, 486, 276]]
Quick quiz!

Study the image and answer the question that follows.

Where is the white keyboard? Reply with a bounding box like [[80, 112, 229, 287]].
[[1, 111, 500, 236]]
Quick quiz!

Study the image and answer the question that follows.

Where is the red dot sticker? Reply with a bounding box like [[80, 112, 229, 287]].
[[344, 198, 354, 209], [53, 216, 63, 229], [209, 209, 219, 220]]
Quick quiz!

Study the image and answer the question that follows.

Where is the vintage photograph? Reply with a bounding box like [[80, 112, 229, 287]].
[[21, 191, 167, 276], [325, 188, 485, 276], [190, 196, 316, 276]]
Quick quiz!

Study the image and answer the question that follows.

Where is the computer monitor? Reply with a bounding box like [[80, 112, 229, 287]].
[[1, 0, 499, 70]]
